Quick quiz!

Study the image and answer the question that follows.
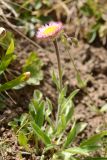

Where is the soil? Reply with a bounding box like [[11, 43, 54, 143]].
[[0, 36, 107, 159]]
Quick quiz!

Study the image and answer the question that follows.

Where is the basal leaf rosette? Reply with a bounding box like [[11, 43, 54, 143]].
[[36, 22, 63, 40]]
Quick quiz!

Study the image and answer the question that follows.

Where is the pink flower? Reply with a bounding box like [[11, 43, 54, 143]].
[[36, 22, 63, 40]]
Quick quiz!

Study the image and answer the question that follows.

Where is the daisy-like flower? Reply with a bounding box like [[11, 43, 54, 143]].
[[36, 22, 63, 40]]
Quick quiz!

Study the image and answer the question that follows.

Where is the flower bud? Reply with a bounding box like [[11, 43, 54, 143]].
[[23, 72, 31, 81], [0, 27, 6, 39]]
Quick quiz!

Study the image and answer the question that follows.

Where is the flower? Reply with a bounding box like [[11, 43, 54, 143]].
[[36, 22, 63, 40], [0, 27, 6, 39]]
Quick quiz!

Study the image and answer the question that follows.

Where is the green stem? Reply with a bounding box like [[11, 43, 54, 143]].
[[66, 46, 96, 104], [53, 39, 62, 128], [66, 46, 79, 75], [53, 39, 62, 91]]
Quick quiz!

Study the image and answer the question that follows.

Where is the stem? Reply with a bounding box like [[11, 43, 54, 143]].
[[53, 39, 62, 91], [65, 45, 98, 109], [66, 46, 79, 75], [53, 39, 62, 128]]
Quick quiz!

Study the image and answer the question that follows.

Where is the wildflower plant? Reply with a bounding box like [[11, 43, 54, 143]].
[[9, 23, 107, 159]]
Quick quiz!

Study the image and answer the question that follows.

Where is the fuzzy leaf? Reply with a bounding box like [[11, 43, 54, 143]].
[[63, 122, 76, 148], [31, 122, 51, 146], [23, 52, 43, 85], [0, 39, 14, 74], [18, 131, 28, 148], [0, 72, 30, 92], [80, 131, 107, 146]]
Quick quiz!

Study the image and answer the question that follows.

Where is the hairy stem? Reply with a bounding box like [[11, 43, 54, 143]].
[[53, 39, 62, 128], [53, 39, 62, 91]]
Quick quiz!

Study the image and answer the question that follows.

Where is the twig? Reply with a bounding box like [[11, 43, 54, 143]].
[[0, 0, 18, 17]]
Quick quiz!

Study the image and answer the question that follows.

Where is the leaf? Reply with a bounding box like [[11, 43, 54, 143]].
[[35, 0, 42, 9], [0, 96, 6, 111], [58, 86, 67, 105], [63, 147, 89, 156], [88, 31, 97, 43], [63, 145, 100, 156], [52, 70, 59, 90], [63, 122, 76, 148], [56, 90, 79, 135], [18, 131, 28, 148], [20, 113, 28, 126], [80, 131, 107, 147], [33, 90, 42, 102], [0, 31, 14, 50], [52, 152, 79, 160], [35, 101, 45, 127], [0, 39, 15, 74], [8, 120, 18, 130], [76, 122, 87, 135], [86, 158, 107, 160], [29, 91, 44, 127], [56, 100, 74, 135], [45, 99, 54, 130], [76, 73, 86, 89], [61, 89, 79, 112], [23, 52, 43, 86], [46, 98, 53, 116], [31, 122, 51, 146], [0, 72, 30, 92], [61, 89, 79, 121], [6, 39, 14, 55]]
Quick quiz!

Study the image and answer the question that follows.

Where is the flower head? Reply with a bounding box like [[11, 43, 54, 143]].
[[36, 22, 63, 40]]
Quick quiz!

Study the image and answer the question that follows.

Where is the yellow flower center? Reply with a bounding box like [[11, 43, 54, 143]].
[[43, 26, 57, 35]]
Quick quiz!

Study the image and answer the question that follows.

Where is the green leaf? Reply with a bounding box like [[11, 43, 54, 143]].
[[56, 100, 74, 135], [20, 113, 28, 126], [61, 89, 79, 122], [31, 122, 51, 146], [61, 89, 79, 111], [29, 91, 44, 127], [33, 90, 42, 102], [76, 73, 86, 89], [52, 70, 59, 90], [0, 72, 30, 92], [63, 145, 100, 156], [86, 158, 107, 160], [58, 86, 67, 105], [35, 0, 42, 9], [6, 39, 14, 55], [80, 131, 107, 147], [0, 39, 15, 74], [46, 98, 53, 116], [0, 96, 6, 111], [57, 90, 79, 135], [35, 101, 45, 127], [52, 152, 78, 160], [63, 147, 89, 156], [0, 31, 14, 50], [88, 31, 97, 43], [23, 52, 43, 86], [76, 122, 87, 135], [45, 99, 54, 130], [18, 131, 28, 148], [63, 122, 76, 148]]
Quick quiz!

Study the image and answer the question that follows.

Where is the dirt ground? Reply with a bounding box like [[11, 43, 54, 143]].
[[0, 36, 107, 159]]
